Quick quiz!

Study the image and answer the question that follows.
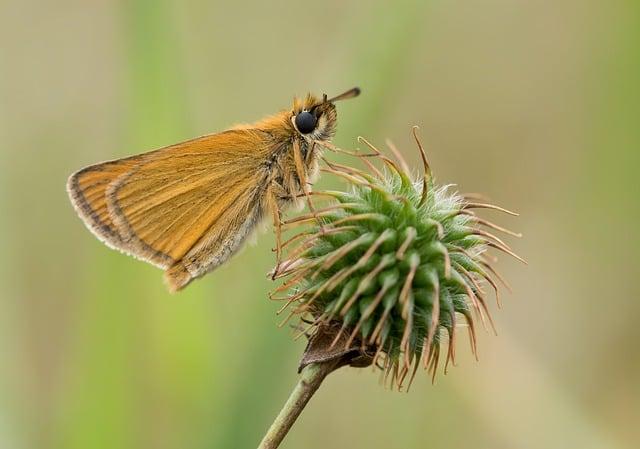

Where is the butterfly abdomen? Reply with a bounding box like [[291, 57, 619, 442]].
[[164, 262, 191, 293]]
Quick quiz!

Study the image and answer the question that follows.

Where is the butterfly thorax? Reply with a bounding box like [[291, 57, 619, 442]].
[[252, 94, 338, 205]]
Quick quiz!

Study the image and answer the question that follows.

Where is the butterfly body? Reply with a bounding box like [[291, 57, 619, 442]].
[[67, 88, 359, 291]]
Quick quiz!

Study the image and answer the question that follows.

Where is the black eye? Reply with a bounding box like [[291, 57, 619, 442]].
[[295, 111, 317, 134]]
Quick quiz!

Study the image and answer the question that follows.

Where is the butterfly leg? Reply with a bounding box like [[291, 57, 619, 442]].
[[267, 186, 284, 279], [292, 138, 325, 232], [305, 140, 317, 166]]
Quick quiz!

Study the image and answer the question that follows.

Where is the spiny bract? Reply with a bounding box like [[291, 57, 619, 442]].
[[271, 129, 522, 389]]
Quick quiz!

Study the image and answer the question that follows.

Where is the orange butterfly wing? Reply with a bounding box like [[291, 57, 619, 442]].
[[68, 128, 277, 290]]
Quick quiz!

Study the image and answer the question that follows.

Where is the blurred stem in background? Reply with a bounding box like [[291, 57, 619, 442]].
[[332, 0, 429, 136], [57, 1, 196, 448], [128, 0, 190, 147]]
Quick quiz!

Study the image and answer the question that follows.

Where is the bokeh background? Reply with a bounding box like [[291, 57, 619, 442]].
[[1, 1, 639, 448]]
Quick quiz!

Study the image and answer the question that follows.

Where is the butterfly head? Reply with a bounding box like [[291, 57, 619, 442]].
[[291, 87, 360, 142]]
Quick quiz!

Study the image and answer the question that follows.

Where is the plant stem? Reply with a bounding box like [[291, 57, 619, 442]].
[[257, 361, 339, 449]]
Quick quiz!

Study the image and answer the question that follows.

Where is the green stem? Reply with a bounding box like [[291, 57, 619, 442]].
[[257, 361, 339, 449]]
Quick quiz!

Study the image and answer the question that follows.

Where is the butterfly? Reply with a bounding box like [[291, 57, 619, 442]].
[[67, 87, 360, 292]]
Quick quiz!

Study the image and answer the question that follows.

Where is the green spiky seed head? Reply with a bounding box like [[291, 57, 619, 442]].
[[272, 129, 522, 389]]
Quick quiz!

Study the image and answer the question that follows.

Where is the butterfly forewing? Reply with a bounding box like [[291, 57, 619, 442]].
[[69, 156, 142, 252], [68, 129, 275, 289]]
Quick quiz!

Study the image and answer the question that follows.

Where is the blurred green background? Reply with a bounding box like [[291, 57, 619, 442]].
[[1, 0, 639, 448]]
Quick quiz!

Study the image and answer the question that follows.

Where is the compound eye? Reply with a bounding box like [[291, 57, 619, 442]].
[[295, 111, 317, 134]]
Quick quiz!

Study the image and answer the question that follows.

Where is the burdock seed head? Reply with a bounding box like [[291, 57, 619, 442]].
[[271, 127, 523, 390]]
